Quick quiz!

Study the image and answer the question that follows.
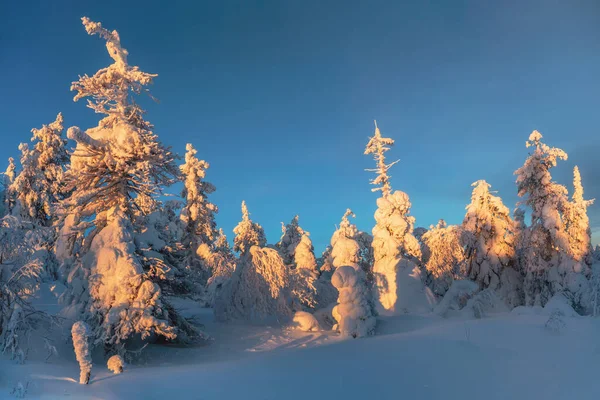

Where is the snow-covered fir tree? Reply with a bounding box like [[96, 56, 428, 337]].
[[216, 203, 294, 322], [365, 123, 432, 314], [514, 130, 586, 308], [276, 216, 319, 310], [58, 17, 199, 351], [0, 215, 53, 362], [331, 266, 376, 338], [563, 166, 594, 263], [10, 113, 68, 226], [421, 220, 466, 297], [277, 216, 305, 267], [330, 209, 361, 269], [215, 245, 293, 323], [233, 201, 266, 254], [462, 180, 522, 307], [180, 143, 218, 284], [205, 228, 236, 306], [1, 157, 17, 216]]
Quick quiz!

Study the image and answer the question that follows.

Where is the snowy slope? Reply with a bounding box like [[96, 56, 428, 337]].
[[2, 302, 600, 400]]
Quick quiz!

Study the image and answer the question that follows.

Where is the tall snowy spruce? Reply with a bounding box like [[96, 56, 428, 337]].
[[364, 122, 433, 314], [180, 143, 219, 285], [10, 113, 69, 226], [515, 130, 590, 310], [277, 216, 319, 310], [462, 180, 522, 307], [215, 202, 293, 322], [1, 157, 17, 216], [563, 166, 595, 264], [58, 17, 200, 351]]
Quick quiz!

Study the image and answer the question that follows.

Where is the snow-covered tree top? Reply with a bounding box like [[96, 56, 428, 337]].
[[364, 121, 399, 197], [338, 209, 358, 238], [180, 143, 217, 244], [3, 157, 16, 185], [233, 201, 266, 254], [71, 17, 157, 120], [571, 166, 594, 207], [515, 130, 568, 223], [64, 18, 178, 220]]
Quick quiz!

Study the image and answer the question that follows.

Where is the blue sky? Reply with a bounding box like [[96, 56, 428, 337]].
[[1, 0, 599, 252]]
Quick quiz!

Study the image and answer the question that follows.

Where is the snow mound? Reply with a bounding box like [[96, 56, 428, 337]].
[[107, 355, 125, 374], [463, 289, 508, 319], [292, 312, 321, 332], [542, 294, 578, 317], [511, 306, 544, 316]]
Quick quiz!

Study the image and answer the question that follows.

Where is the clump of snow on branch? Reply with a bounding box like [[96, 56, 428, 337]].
[[107, 354, 125, 374], [331, 266, 376, 338], [71, 321, 92, 385]]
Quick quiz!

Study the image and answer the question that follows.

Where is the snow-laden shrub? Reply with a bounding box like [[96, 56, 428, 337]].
[[462, 289, 508, 319], [542, 293, 578, 317], [545, 309, 566, 334], [10, 382, 28, 398], [434, 280, 479, 318], [292, 311, 321, 332], [331, 266, 376, 338], [107, 355, 125, 374], [422, 220, 466, 297], [72, 321, 92, 385], [291, 267, 319, 311], [215, 246, 293, 323]]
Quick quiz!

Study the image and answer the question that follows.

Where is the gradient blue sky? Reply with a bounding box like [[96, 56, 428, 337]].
[[1, 0, 599, 252]]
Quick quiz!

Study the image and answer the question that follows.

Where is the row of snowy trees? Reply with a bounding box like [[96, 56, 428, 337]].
[[2, 17, 599, 367]]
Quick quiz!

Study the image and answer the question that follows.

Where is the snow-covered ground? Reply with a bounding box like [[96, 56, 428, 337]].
[[2, 295, 600, 400]]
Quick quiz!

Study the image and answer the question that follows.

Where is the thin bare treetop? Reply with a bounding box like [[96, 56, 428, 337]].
[[364, 121, 399, 197]]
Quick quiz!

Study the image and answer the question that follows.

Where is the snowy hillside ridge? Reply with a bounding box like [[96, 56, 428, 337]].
[[1, 15, 599, 399]]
